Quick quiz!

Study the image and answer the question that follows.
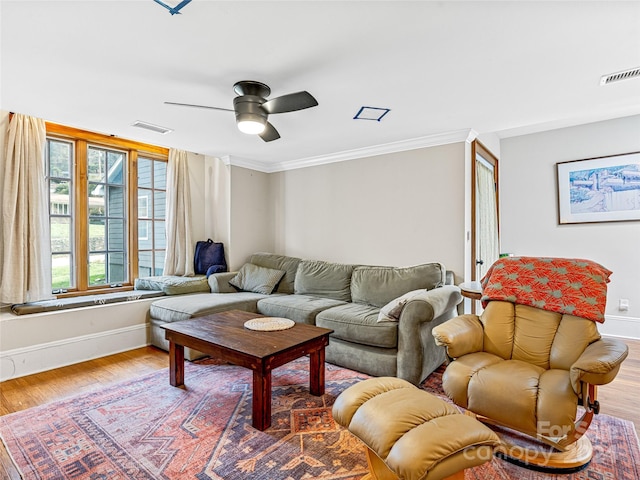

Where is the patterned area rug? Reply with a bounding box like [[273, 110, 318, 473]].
[[1, 358, 638, 479]]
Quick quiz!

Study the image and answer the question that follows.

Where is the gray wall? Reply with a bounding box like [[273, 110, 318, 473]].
[[500, 114, 640, 337], [269, 142, 466, 277], [228, 165, 274, 269]]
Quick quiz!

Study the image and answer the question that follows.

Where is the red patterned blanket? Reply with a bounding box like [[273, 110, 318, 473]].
[[480, 256, 612, 322]]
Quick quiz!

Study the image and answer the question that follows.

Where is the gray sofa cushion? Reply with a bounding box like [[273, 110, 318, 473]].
[[150, 292, 270, 322], [250, 252, 301, 294], [134, 275, 210, 295], [294, 260, 354, 302], [316, 303, 398, 348], [228, 263, 285, 294], [258, 294, 346, 325], [351, 262, 446, 308]]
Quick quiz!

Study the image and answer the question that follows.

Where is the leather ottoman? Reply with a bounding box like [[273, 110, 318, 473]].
[[332, 377, 501, 480]]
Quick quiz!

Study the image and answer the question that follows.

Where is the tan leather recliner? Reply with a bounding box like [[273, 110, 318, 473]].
[[432, 300, 628, 471]]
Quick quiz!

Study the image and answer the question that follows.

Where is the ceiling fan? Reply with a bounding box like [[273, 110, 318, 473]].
[[165, 80, 318, 142]]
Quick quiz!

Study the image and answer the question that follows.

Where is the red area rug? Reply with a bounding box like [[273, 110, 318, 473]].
[[1, 358, 638, 479]]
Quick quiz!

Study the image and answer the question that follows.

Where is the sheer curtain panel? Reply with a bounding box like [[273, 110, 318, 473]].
[[475, 159, 499, 280], [0, 114, 53, 303], [163, 148, 194, 276]]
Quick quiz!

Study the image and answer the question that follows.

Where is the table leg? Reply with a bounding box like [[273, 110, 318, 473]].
[[309, 347, 325, 396], [169, 341, 185, 387], [252, 365, 272, 430]]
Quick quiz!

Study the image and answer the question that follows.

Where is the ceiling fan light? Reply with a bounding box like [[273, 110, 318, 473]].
[[236, 113, 266, 135], [237, 119, 266, 135]]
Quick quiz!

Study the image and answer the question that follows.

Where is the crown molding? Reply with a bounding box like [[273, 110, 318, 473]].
[[495, 106, 640, 139], [466, 129, 479, 143], [221, 155, 273, 173], [219, 111, 639, 172], [274, 128, 473, 173], [221, 128, 474, 173]]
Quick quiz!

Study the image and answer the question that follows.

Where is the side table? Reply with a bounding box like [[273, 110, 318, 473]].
[[459, 281, 482, 301]]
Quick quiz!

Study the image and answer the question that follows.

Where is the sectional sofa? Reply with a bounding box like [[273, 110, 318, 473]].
[[143, 252, 462, 385]]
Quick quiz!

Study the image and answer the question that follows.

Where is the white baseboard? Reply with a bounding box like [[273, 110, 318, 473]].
[[0, 323, 150, 381], [600, 314, 640, 340]]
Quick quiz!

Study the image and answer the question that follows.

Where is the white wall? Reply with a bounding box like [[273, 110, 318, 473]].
[[0, 298, 157, 381], [476, 132, 501, 159], [270, 143, 466, 278], [500, 115, 640, 338]]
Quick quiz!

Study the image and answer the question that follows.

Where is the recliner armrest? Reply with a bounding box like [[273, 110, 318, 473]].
[[570, 338, 629, 393], [432, 314, 484, 358]]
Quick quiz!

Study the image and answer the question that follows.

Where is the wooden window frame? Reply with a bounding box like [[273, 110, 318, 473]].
[[45, 122, 168, 297]]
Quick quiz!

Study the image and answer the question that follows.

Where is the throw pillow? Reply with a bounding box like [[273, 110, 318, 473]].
[[377, 289, 426, 322], [228, 263, 286, 295]]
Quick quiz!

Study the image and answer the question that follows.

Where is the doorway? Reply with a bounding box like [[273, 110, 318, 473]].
[[471, 141, 500, 287]]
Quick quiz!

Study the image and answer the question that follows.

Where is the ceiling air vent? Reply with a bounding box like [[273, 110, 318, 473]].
[[131, 120, 173, 134], [600, 67, 640, 86], [353, 106, 391, 122]]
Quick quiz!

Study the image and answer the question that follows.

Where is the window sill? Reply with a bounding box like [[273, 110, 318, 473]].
[[10, 290, 165, 315], [54, 285, 134, 299]]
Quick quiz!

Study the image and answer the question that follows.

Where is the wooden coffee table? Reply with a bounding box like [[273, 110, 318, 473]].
[[161, 309, 333, 430]]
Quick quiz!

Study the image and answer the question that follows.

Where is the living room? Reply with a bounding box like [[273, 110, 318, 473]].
[[1, 1, 639, 479], [0, 1, 640, 378]]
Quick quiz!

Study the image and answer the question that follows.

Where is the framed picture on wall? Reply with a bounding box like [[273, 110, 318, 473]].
[[556, 151, 640, 224]]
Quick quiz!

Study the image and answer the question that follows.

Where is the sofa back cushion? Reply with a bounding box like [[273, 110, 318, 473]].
[[351, 262, 446, 308], [294, 260, 354, 302], [250, 253, 301, 294]]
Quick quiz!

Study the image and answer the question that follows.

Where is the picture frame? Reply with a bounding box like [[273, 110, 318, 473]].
[[556, 151, 640, 224]]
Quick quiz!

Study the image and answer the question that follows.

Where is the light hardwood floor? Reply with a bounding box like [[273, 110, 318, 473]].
[[1, 339, 639, 478]]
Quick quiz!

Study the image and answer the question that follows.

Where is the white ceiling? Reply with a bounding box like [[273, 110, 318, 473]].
[[2, 0, 639, 172]]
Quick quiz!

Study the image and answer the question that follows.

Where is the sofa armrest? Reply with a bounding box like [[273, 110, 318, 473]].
[[445, 270, 455, 286], [570, 338, 629, 393], [431, 315, 484, 359], [400, 285, 462, 323], [207, 271, 239, 293], [394, 286, 463, 384]]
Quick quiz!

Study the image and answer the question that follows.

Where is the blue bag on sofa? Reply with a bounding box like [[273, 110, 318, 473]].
[[194, 239, 227, 277]]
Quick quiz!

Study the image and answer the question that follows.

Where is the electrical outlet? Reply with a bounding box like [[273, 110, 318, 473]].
[[618, 299, 629, 311]]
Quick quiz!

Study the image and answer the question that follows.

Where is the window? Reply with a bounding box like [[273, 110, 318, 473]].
[[87, 146, 128, 286], [47, 139, 75, 291], [44, 123, 168, 295], [137, 158, 166, 277]]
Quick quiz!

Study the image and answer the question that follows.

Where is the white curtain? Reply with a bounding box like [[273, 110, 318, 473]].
[[163, 148, 194, 276], [476, 159, 500, 280], [0, 114, 52, 303]]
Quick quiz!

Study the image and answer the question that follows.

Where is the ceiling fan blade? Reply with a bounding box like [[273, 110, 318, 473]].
[[259, 122, 281, 142], [164, 101, 234, 112], [262, 91, 318, 114]]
